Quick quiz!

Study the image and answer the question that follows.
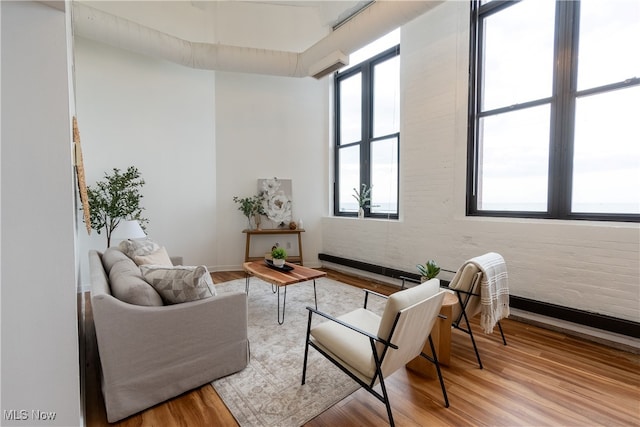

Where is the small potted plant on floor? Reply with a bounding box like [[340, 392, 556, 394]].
[[271, 246, 287, 267]]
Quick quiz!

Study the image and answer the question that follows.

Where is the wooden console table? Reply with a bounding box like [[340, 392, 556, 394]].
[[243, 228, 305, 265]]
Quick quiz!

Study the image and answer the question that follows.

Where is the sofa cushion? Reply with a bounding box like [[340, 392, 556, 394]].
[[134, 246, 173, 266], [109, 259, 164, 306], [140, 265, 215, 304], [102, 247, 133, 275], [119, 238, 160, 259]]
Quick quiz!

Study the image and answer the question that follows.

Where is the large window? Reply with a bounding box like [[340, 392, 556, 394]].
[[468, 0, 639, 221], [334, 30, 400, 218]]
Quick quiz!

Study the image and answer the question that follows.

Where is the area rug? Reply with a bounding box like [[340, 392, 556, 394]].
[[212, 276, 386, 427]]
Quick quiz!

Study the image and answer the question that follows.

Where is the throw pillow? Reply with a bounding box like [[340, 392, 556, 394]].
[[140, 265, 216, 304], [102, 247, 133, 274], [133, 246, 173, 266], [141, 265, 215, 296], [118, 238, 160, 259], [109, 259, 164, 306]]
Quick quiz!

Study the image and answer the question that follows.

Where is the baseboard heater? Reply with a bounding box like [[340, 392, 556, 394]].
[[318, 253, 640, 339]]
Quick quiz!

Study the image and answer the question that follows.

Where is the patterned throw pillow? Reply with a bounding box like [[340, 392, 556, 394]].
[[140, 265, 216, 304], [118, 238, 160, 259], [133, 246, 173, 266]]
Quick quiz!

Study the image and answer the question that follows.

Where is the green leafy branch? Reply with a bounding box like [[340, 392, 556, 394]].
[[84, 166, 148, 247], [352, 184, 373, 209]]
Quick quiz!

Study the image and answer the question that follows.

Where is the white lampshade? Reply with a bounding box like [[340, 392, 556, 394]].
[[112, 220, 146, 240]]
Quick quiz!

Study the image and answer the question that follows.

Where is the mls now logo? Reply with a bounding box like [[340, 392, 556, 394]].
[[3, 409, 56, 421]]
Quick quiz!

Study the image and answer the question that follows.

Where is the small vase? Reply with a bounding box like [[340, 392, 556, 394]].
[[358, 207, 364, 219], [254, 214, 262, 230], [273, 258, 285, 267]]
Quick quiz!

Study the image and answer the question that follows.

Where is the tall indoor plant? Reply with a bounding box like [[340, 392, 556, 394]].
[[84, 166, 148, 247]]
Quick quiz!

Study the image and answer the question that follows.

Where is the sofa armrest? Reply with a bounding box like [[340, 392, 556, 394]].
[[91, 291, 248, 422]]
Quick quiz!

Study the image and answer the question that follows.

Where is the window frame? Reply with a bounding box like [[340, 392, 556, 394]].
[[467, 0, 640, 222], [334, 45, 401, 219]]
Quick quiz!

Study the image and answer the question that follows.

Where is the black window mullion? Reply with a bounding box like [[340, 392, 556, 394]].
[[549, 0, 579, 218], [467, 0, 481, 215], [361, 63, 372, 216], [333, 70, 341, 215]]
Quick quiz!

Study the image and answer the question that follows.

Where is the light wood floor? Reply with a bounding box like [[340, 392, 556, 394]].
[[85, 269, 640, 426]]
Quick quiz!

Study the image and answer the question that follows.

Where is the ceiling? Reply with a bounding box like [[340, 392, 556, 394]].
[[76, 0, 373, 52], [70, 1, 441, 77]]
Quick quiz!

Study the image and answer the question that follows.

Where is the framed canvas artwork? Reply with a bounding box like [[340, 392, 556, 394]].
[[258, 177, 292, 227]]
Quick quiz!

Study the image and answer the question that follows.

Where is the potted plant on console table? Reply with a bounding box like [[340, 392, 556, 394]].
[[233, 194, 265, 230], [271, 246, 287, 267]]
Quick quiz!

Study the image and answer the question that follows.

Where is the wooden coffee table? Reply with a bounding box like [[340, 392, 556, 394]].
[[243, 261, 327, 325]]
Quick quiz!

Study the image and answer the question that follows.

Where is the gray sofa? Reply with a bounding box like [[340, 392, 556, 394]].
[[89, 248, 249, 422]]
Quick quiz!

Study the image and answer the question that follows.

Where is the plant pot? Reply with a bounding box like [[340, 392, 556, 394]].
[[358, 207, 364, 219], [273, 258, 285, 267]]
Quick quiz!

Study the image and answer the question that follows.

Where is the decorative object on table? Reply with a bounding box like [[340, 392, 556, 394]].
[[271, 245, 287, 267], [264, 258, 294, 272], [289, 221, 297, 230], [73, 116, 92, 235], [417, 259, 441, 281], [352, 183, 372, 218], [258, 177, 292, 227], [83, 166, 148, 247], [232, 194, 265, 230]]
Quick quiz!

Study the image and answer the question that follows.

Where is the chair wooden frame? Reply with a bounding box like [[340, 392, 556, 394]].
[[301, 289, 449, 427]]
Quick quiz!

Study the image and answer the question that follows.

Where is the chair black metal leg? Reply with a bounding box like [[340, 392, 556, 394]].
[[373, 364, 394, 426], [498, 321, 507, 345], [428, 335, 450, 408], [381, 379, 395, 427], [301, 310, 313, 385], [368, 340, 395, 427], [459, 306, 483, 369]]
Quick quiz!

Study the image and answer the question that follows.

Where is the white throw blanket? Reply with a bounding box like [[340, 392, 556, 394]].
[[468, 252, 510, 334]]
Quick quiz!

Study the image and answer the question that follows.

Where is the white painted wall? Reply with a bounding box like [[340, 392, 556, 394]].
[[321, 2, 640, 323], [74, 37, 216, 283], [214, 71, 328, 270], [74, 39, 328, 281], [1, 1, 81, 425]]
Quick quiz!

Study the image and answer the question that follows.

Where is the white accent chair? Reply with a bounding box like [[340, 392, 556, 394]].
[[301, 279, 448, 427]]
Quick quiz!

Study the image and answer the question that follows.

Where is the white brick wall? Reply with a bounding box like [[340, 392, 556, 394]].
[[321, 2, 640, 323]]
